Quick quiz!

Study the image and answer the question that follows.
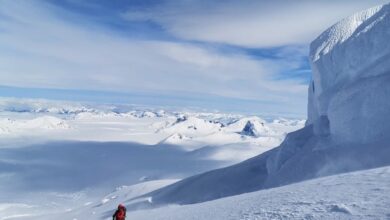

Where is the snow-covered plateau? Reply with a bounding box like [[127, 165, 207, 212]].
[[2, 2, 390, 220], [0, 98, 304, 219]]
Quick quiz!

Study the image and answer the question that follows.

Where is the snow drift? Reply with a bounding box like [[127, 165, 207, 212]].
[[135, 3, 390, 206]]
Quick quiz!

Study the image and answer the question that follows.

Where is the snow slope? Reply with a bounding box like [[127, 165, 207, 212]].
[[0, 179, 178, 220], [134, 3, 390, 206], [13, 165, 390, 220], [46, 180, 179, 220], [125, 166, 390, 220]]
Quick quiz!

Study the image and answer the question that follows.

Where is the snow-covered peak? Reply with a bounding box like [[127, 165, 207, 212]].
[[0, 116, 70, 133], [240, 121, 257, 137], [23, 116, 70, 129], [163, 116, 223, 136], [239, 120, 275, 137], [223, 117, 265, 131]]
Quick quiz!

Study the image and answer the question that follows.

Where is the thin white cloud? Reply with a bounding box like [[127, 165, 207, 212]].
[[0, 0, 311, 116], [123, 0, 389, 48]]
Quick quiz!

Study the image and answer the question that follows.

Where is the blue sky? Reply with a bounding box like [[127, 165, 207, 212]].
[[0, 0, 387, 117]]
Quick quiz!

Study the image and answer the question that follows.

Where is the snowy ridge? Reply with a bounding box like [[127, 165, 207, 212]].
[[0, 98, 96, 114], [0, 116, 70, 134]]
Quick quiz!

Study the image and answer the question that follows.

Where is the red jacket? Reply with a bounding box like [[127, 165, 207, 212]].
[[113, 205, 126, 220]]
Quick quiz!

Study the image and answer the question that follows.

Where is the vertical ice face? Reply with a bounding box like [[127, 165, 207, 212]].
[[308, 3, 390, 143]]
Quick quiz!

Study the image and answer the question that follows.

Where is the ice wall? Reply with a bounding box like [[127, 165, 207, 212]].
[[308, 4, 390, 143]]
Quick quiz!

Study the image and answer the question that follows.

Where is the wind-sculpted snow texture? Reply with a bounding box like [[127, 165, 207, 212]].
[[140, 3, 390, 206]]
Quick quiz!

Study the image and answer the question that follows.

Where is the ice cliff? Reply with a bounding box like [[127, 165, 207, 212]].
[[308, 4, 390, 144]]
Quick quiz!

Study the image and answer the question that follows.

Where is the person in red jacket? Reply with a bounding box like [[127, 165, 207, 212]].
[[112, 204, 126, 220]]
